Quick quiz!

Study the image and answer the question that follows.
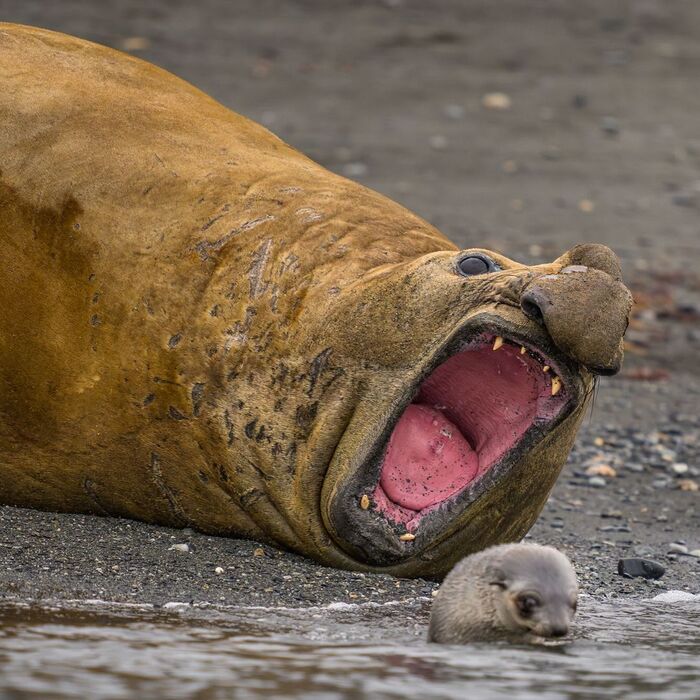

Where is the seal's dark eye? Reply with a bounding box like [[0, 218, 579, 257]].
[[457, 254, 496, 276], [516, 594, 541, 617]]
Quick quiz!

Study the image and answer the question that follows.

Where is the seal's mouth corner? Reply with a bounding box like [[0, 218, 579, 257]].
[[368, 333, 573, 533]]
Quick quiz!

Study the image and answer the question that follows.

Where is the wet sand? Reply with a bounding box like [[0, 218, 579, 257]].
[[0, 0, 699, 606]]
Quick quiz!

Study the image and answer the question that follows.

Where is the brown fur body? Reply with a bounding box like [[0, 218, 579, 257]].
[[0, 25, 631, 577]]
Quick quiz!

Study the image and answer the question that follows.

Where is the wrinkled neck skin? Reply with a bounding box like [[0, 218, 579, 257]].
[[192, 182, 466, 563]]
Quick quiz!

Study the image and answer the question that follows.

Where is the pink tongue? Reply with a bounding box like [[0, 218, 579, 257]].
[[379, 404, 479, 511]]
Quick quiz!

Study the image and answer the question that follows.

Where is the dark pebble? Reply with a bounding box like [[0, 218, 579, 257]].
[[617, 558, 666, 580], [671, 192, 697, 208]]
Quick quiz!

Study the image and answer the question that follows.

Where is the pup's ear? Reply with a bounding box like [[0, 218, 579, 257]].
[[488, 565, 508, 589]]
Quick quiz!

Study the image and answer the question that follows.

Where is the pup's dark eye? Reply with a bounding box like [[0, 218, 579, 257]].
[[516, 594, 541, 617], [457, 254, 498, 276]]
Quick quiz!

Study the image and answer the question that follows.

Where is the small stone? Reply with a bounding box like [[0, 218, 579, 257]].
[[668, 543, 689, 555], [541, 145, 561, 161], [601, 116, 620, 136], [443, 103, 465, 120], [689, 550, 700, 558], [342, 162, 368, 177], [617, 558, 665, 580], [671, 462, 689, 474], [214, 566, 224, 574], [502, 160, 518, 173], [588, 476, 607, 488], [671, 192, 697, 208], [593, 437, 605, 447], [586, 464, 617, 478], [169, 543, 190, 553], [429, 134, 448, 150], [482, 92, 512, 110], [578, 199, 595, 213], [120, 36, 150, 52], [253, 547, 265, 557], [678, 479, 699, 492], [572, 94, 588, 109]]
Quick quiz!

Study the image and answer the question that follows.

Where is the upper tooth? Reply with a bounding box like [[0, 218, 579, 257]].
[[551, 376, 562, 395], [520, 346, 526, 355], [493, 336, 504, 350], [360, 494, 370, 510], [543, 365, 550, 373], [399, 533, 416, 542]]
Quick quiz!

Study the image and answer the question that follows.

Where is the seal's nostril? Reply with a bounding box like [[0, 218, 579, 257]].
[[521, 298, 544, 324], [550, 625, 569, 638]]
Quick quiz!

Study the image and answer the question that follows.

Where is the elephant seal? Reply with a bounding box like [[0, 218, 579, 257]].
[[0, 24, 632, 578], [429, 543, 578, 643]]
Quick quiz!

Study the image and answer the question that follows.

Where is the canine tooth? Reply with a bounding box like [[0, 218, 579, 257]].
[[493, 336, 504, 351], [360, 494, 370, 510], [399, 533, 416, 542], [543, 365, 550, 373], [520, 346, 526, 355], [551, 376, 562, 396]]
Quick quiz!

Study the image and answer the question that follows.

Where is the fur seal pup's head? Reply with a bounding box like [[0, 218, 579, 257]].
[[428, 543, 578, 643]]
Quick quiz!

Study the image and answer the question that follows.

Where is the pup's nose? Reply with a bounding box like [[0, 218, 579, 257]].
[[549, 624, 569, 638], [520, 244, 632, 375]]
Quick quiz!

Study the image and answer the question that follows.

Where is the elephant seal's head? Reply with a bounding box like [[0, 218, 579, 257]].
[[298, 242, 631, 577]]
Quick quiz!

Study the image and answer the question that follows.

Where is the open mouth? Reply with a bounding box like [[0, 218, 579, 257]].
[[371, 334, 571, 532]]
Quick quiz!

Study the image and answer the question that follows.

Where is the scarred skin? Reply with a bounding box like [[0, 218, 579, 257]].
[[0, 24, 632, 578]]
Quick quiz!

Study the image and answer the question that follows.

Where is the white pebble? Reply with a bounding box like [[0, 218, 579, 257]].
[[482, 92, 512, 110], [169, 543, 190, 553], [215, 566, 225, 574]]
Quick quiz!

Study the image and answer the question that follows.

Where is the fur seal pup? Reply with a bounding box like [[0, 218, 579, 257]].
[[0, 24, 632, 577], [429, 543, 578, 643]]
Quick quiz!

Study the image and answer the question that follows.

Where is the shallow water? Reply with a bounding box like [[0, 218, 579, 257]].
[[0, 596, 699, 700]]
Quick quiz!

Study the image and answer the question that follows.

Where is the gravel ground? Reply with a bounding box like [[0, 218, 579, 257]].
[[0, 0, 699, 607]]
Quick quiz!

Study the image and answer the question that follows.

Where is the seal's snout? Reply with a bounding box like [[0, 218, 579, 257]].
[[520, 244, 632, 376]]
